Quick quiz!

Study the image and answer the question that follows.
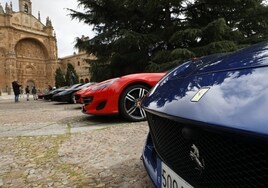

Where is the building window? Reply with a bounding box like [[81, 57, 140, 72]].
[[24, 4, 28, 13], [78, 61, 80, 66]]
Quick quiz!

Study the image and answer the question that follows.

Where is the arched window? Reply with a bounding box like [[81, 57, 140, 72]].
[[24, 4, 28, 13]]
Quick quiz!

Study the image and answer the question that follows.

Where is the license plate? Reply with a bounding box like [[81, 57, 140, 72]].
[[159, 161, 193, 188]]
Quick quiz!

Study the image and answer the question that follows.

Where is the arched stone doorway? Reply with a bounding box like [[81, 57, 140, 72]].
[[15, 38, 49, 91], [25, 80, 35, 92]]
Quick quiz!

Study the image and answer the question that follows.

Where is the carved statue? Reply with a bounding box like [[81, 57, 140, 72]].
[[0, 3, 4, 14]]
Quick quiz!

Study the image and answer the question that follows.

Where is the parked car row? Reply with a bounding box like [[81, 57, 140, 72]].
[[39, 73, 165, 121], [52, 82, 95, 104], [37, 40, 268, 187], [39, 86, 69, 100]]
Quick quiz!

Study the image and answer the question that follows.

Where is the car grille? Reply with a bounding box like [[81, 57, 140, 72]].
[[146, 113, 268, 187]]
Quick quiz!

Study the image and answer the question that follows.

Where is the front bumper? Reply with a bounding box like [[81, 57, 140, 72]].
[[81, 89, 118, 115], [142, 133, 159, 187]]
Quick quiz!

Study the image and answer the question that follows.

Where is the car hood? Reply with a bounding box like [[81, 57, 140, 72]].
[[143, 41, 268, 137], [56, 89, 76, 95]]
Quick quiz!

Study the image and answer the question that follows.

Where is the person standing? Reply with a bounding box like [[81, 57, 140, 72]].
[[12, 80, 22, 102], [48, 85, 53, 91], [25, 85, 30, 101], [32, 86, 37, 100]]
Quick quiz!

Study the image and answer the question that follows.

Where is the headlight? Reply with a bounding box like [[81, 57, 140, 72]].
[[92, 78, 119, 91]]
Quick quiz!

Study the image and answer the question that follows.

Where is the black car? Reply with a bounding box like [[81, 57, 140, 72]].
[[43, 86, 69, 100], [52, 83, 94, 103]]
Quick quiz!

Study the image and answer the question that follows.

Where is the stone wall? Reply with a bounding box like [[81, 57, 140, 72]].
[[59, 52, 96, 84]]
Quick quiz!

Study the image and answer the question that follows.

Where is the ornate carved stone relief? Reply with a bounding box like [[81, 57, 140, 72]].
[[0, 48, 6, 57], [14, 16, 20, 23], [15, 39, 46, 59], [0, 32, 5, 41], [25, 65, 34, 75], [24, 17, 29, 24]]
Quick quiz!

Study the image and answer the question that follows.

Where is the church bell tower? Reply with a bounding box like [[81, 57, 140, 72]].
[[19, 0, 32, 14]]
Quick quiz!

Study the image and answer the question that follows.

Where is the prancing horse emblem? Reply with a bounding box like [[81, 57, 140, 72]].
[[190, 144, 205, 173]]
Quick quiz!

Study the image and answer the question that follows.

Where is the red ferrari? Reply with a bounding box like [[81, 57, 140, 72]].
[[81, 72, 165, 121]]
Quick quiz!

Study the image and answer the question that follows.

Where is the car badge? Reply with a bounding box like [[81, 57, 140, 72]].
[[191, 87, 210, 102], [190, 144, 205, 174]]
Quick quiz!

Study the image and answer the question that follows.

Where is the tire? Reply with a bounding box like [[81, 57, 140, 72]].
[[119, 84, 150, 122]]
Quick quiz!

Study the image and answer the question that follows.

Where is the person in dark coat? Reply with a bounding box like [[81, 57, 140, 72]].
[[12, 80, 22, 102]]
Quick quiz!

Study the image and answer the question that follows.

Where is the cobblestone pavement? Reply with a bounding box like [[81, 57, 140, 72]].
[[0, 97, 154, 187]]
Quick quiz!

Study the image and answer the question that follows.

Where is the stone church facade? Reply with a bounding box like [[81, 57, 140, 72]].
[[0, 0, 58, 94], [0, 0, 94, 95]]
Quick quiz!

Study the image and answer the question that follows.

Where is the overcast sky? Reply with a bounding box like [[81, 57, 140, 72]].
[[3, 0, 95, 57]]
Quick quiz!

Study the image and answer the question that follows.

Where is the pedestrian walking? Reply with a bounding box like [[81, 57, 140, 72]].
[[25, 85, 30, 101], [32, 86, 38, 100], [20, 87, 24, 98], [11, 80, 22, 102]]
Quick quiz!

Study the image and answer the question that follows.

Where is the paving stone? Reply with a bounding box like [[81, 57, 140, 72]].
[[0, 99, 154, 187]]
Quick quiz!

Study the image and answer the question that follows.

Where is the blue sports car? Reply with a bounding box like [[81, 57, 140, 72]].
[[141, 41, 268, 187]]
